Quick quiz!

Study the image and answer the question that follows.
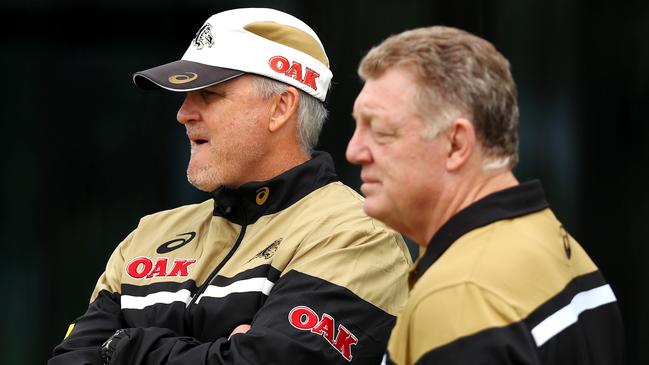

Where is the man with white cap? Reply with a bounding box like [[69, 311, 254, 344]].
[[49, 8, 411, 365]]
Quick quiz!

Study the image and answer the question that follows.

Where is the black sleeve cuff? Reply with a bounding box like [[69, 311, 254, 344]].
[[100, 329, 129, 365]]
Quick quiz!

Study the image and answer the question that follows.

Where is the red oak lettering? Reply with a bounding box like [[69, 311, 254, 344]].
[[127, 257, 153, 279], [168, 259, 197, 276], [285, 61, 303, 82], [147, 258, 168, 278], [289, 306, 319, 330], [269, 55, 290, 73], [288, 305, 359, 361], [126, 257, 197, 279], [311, 313, 335, 343], [303, 68, 320, 90], [334, 325, 359, 361], [268, 55, 320, 91]]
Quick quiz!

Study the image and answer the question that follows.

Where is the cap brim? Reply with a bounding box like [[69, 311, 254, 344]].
[[133, 60, 245, 92]]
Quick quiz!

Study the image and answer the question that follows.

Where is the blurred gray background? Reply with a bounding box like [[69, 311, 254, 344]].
[[1, 0, 647, 363]]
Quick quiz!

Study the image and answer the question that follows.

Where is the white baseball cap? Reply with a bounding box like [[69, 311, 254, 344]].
[[133, 8, 332, 101]]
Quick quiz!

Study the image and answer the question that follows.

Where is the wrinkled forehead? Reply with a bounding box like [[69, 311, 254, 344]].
[[354, 69, 419, 117]]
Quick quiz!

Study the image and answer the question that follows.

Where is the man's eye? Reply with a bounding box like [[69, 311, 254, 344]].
[[373, 130, 395, 138], [201, 90, 224, 99]]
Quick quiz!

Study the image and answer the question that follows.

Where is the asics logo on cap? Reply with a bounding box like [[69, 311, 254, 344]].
[[193, 23, 214, 50], [168, 72, 198, 84]]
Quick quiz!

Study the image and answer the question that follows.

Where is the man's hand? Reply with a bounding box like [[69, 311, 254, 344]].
[[228, 324, 251, 339]]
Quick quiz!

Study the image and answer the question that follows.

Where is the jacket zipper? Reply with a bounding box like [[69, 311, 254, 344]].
[[185, 210, 248, 331]]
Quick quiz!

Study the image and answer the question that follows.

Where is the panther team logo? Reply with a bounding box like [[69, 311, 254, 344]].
[[193, 23, 214, 50], [288, 305, 358, 361]]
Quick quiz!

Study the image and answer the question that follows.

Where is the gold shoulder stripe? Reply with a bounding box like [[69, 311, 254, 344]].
[[64, 323, 75, 339], [244, 21, 329, 67]]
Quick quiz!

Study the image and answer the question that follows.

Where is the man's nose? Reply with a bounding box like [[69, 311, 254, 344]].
[[346, 128, 372, 165], [177, 92, 200, 125]]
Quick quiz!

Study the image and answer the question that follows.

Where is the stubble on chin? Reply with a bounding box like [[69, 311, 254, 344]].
[[186, 163, 222, 193]]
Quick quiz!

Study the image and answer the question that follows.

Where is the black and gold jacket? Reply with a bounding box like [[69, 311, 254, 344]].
[[50, 152, 412, 365], [385, 181, 624, 365]]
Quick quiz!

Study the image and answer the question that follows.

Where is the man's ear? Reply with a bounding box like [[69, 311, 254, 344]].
[[269, 87, 299, 132], [445, 118, 476, 171]]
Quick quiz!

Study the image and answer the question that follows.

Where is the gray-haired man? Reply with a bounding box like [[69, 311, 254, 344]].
[[50, 8, 411, 365]]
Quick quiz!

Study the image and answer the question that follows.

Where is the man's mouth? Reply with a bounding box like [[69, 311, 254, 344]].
[[360, 172, 379, 184], [188, 132, 209, 146], [188, 134, 210, 156]]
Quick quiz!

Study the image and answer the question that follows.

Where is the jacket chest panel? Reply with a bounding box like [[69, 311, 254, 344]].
[[117, 212, 307, 340]]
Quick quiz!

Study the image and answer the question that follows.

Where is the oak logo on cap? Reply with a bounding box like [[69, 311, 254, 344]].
[[168, 72, 198, 84], [193, 23, 214, 50], [268, 55, 320, 91]]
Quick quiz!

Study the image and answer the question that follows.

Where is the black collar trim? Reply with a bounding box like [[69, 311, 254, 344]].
[[211, 151, 338, 225], [415, 180, 549, 279]]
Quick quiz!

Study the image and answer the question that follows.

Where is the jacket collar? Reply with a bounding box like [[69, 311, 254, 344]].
[[413, 180, 549, 280], [211, 151, 338, 225]]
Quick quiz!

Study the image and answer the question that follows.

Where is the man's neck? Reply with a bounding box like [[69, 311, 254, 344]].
[[240, 148, 311, 186], [417, 169, 518, 247]]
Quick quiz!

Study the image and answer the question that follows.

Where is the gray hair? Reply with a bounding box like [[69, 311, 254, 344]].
[[251, 75, 328, 154]]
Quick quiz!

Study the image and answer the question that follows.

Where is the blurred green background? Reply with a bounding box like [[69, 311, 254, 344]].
[[1, 0, 647, 363]]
